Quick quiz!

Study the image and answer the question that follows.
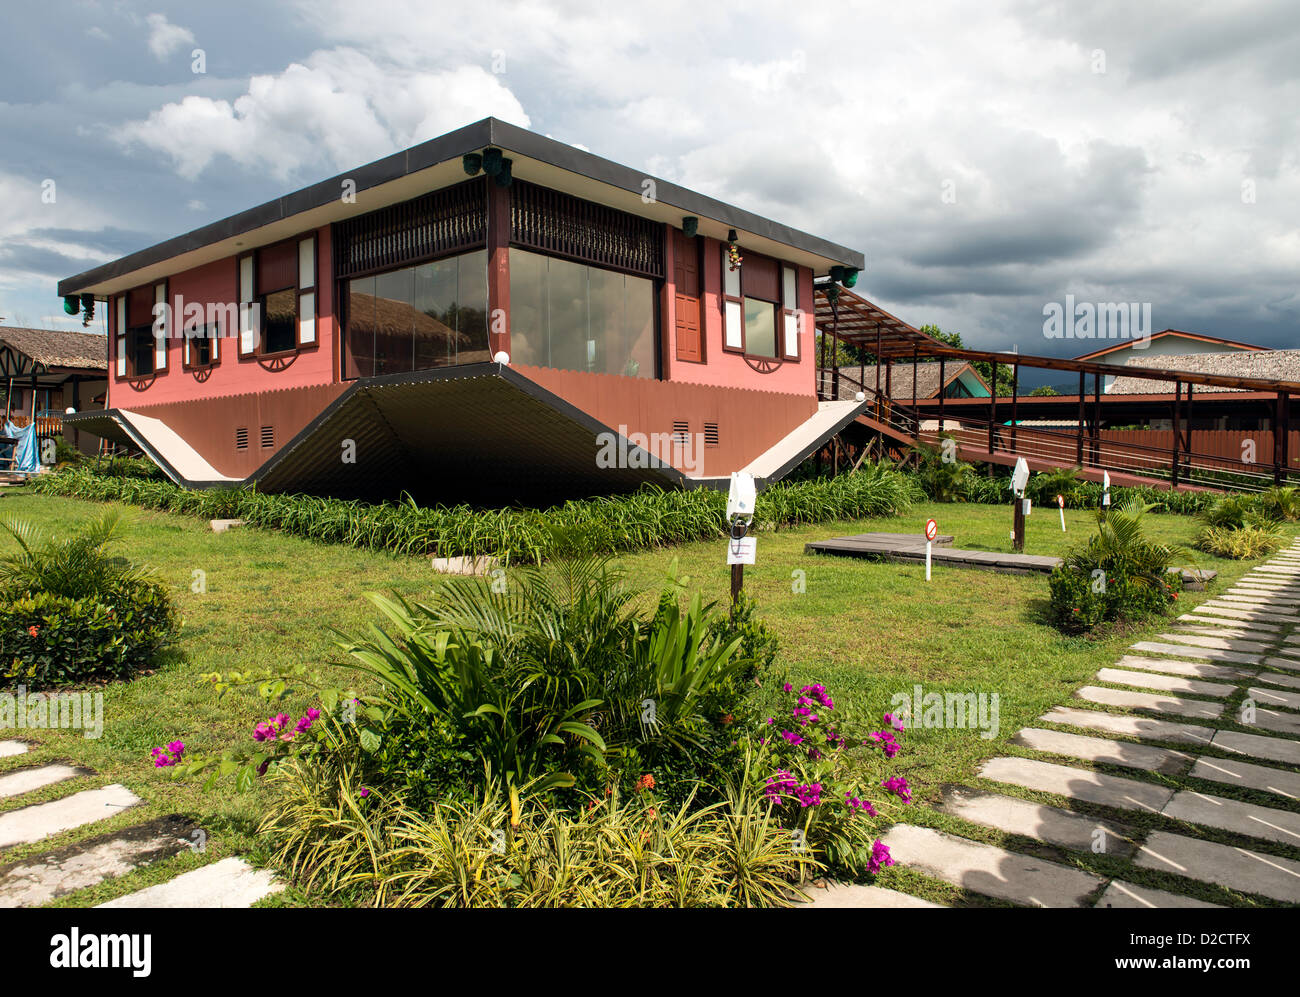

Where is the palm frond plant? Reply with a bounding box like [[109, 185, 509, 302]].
[[1051, 497, 1190, 632], [336, 554, 757, 800]]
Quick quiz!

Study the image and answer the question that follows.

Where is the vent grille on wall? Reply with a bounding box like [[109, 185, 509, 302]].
[[235, 427, 249, 451], [704, 422, 720, 447], [260, 426, 275, 449], [671, 420, 690, 445]]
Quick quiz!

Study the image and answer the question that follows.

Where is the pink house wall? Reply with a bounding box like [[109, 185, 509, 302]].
[[661, 235, 816, 397], [107, 226, 338, 409]]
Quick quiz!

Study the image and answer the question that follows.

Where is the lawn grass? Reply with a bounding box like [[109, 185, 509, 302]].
[[1, 485, 1293, 907]]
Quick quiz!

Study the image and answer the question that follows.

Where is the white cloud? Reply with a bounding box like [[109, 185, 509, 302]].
[[145, 13, 196, 61], [115, 52, 529, 181]]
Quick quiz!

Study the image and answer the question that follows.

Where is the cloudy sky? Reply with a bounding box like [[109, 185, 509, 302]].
[[2, 0, 1297, 363]]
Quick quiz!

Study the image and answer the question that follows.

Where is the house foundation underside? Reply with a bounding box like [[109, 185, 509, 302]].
[[65, 364, 865, 506]]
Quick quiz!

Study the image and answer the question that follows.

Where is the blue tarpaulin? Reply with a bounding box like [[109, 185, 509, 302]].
[[2, 421, 40, 474]]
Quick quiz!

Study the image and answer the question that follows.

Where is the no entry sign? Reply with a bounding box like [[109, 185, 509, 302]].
[[925, 518, 938, 541]]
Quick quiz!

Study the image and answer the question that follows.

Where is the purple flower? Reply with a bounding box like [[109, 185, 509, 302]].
[[881, 775, 911, 803], [358, 787, 371, 798], [867, 839, 894, 874]]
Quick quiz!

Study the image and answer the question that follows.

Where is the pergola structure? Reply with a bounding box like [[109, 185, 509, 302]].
[[815, 284, 1299, 489]]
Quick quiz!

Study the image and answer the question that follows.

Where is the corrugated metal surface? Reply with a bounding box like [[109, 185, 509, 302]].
[[254, 368, 683, 504]]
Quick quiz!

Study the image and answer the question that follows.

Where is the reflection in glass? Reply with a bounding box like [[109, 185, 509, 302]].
[[508, 248, 654, 378], [343, 250, 488, 378], [346, 276, 376, 378], [744, 298, 776, 359]]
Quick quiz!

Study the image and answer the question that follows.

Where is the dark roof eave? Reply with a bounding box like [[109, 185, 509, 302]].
[[58, 118, 864, 297]]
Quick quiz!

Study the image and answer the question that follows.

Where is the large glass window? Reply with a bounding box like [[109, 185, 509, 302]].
[[508, 248, 655, 378], [743, 299, 777, 359], [344, 250, 488, 378]]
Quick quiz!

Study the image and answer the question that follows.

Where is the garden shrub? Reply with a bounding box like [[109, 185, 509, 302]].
[[1048, 498, 1185, 633], [260, 759, 813, 908], [0, 511, 179, 683], [1196, 522, 1285, 560]]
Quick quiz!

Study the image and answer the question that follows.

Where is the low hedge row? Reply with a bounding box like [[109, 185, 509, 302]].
[[32, 462, 922, 563]]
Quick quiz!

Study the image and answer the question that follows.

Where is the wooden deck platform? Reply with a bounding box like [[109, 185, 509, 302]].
[[805, 532, 1214, 587]]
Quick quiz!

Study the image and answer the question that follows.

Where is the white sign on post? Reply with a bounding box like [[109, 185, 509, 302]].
[[924, 518, 937, 581], [1010, 457, 1030, 497], [1023, 498, 1032, 516], [1102, 470, 1111, 507], [727, 536, 756, 565]]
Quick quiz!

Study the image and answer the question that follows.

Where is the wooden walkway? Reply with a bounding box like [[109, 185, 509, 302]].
[[806, 532, 1213, 586]]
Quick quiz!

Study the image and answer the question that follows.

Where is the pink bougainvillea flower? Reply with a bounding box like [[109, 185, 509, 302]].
[[867, 839, 895, 874], [883, 712, 906, 732], [881, 775, 912, 803]]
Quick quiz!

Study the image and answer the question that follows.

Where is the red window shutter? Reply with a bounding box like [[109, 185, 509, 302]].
[[673, 230, 703, 363], [257, 241, 297, 293], [741, 253, 779, 303], [127, 286, 154, 328]]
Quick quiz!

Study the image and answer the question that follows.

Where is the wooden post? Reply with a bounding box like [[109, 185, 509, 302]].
[[874, 323, 882, 413], [1010, 360, 1019, 453], [1012, 495, 1025, 553], [1092, 372, 1101, 467], [1275, 391, 1289, 486], [731, 563, 743, 605], [1077, 371, 1085, 466], [912, 345, 919, 419], [486, 180, 512, 360], [988, 364, 997, 454], [1172, 378, 1181, 488], [937, 358, 946, 435]]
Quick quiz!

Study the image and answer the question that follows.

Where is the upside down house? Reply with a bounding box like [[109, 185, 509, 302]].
[[59, 119, 867, 504]]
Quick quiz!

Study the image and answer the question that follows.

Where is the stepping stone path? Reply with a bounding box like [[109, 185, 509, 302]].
[[0, 759, 280, 907], [824, 542, 1300, 908]]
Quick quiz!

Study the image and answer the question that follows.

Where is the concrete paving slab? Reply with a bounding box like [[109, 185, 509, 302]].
[[0, 785, 140, 849], [1179, 614, 1280, 633], [1189, 605, 1300, 624], [1262, 656, 1300, 672], [1076, 686, 1224, 720], [800, 882, 945, 908], [1113, 655, 1254, 681], [1152, 632, 1272, 653], [0, 765, 83, 800], [1133, 831, 1300, 903], [0, 742, 27, 758], [1189, 755, 1300, 801], [1039, 707, 1215, 746], [1095, 880, 1223, 909], [1247, 685, 1300, 711], [1095, 668, 1235, 699], [879, 824, 1103, 908], [1255, 671, 1300, 690], [0, 822, 190, 908], [97, 857, 282, 908], [1210, 729, 1300, 765], [1247, 706, 1300, 737], [1162, 790, 1300, 846], [941, 786, 1136, 856], [979, 756, 1174, 813], [1013, 727, 1192, 774], [1130, 641, 1262, 665]]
